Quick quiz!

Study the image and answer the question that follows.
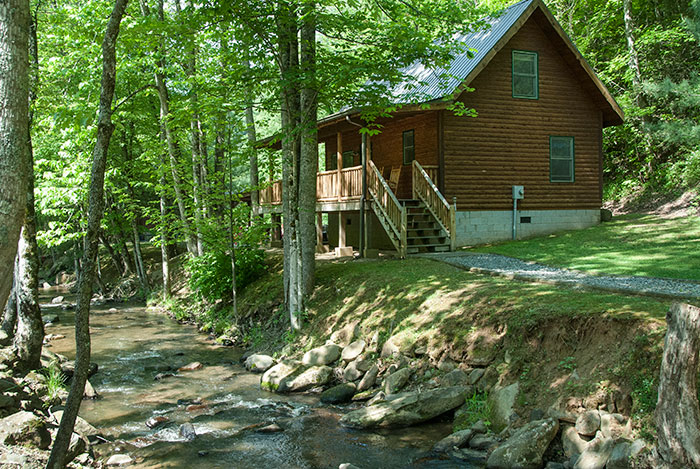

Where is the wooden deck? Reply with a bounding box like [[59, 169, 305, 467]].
[[258, 164, 437, 211]]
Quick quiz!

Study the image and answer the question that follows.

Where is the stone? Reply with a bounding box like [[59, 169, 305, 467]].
[[342, 340, 366, 362], [256, 423, 283, 433], [575, 410, 600, 437], [43, 314, 60, 324], [321, 383, 357, 404], [384, 367, 411, 394], [106, 454, 134, 466], [439, 369, 469, 387], [448, 448, 489, 466], [260, 360, 303, 392], [0, 393, 15, 409], [0, 330, 10, 346], [380, 336, 401, 358], [469, 433, 498, 450], [366, 391, 386, 406], [573, 432, 614, 469], [471, 420, 488, 434], [302, 345, 342, 366], [343, 360, 365, 382], [0, 411, 51, 449], [606, 440, 645, 469], [61, 360, 98, 380], [433, 429, 474, 453], [367, 331, 380, 354], [486, 418, 559, 469], [178, 361, 203, 372], [339, 386, 470, 429], [469, 368, 485, 385], [277, 365, 333, 393], [562, 425, 589, 458], [477, 366, 499, 392], [245, 354, 275, 373], [339, 464, 361, 469], [599, 411, 627, 439], [546, 463, 565, 469], [530, 409, 545, 421], [547, 407, 578, 424], [146, 416, 169, 429], [437, 355, 457, 372], [84, 379, 99, 399], [352, 389, 378, 402], [179, 422, 197, 441], [357, 364, 379, 392], [489, 382, 519, 431], [51, 410, 98, 437], [51, 296, 65, 304], [414, 345, 427, 356], [154, 372, 174, 381], [330, 322, 360, 347], [66, 432, 88, 465], [600, 209, 613, 222], [42, 281, 51, 288]]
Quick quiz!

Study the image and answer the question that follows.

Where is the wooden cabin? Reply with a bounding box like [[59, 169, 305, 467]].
[[259, 0, 623, 256]]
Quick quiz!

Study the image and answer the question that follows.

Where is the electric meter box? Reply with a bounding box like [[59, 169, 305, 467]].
[[512, 185, 524, 200]]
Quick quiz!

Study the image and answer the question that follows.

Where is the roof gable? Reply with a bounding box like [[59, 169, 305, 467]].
[[391, 0, 623, 127]]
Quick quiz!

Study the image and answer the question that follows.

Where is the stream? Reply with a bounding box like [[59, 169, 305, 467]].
[[40, 288, 462, 468]]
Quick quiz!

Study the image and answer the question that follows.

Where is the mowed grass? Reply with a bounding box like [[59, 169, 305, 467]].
[[466, 214, 700, 281]]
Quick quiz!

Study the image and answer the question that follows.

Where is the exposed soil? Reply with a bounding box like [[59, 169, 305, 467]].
[[604, 187, 699, 218]]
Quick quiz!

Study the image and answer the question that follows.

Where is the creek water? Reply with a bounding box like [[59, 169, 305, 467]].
[[41, 289, 464, 468]]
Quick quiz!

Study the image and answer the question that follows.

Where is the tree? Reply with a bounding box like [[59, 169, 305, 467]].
[[0, 0, 30, 310], [46, 0, 128, 465]]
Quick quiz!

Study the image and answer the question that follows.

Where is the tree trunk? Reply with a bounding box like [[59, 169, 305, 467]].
[[1, 272, 17, 338], [140, 0, 197, 256], [299, 0, 318, 298], [99, 231, 125, 276], [0, 0, 30, 310], [14, 4, 43, 373], [46, 0, 127, 465], [158, 145, 171, 299], [244, 60, 259, 212], [131, 220, 149, 293], [655, 302, 700, 467]]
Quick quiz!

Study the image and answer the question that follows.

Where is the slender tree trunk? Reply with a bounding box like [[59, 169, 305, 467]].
[[655, 303, 700, 467], [158, 129, 171, 299], [14, 3, 43, 373], [46, 0, 127, 465], [131, 220, 149, 293], [140, 0, 197, 255], [244, 60, 260, 212], [99, 231, 125, 276], [0, 0, 30, 310]]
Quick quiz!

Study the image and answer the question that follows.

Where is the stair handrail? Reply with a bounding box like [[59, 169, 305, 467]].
[[412, 160, 454, 244], [368, 160, 405, 243]]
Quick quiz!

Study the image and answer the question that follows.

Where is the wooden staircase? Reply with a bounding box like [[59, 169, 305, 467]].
[[367, 160, 456, 258], [403, 200, 451, 253]]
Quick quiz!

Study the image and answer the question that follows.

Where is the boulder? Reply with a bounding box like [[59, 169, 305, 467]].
[[342, 340, 366, 362], [43, 314, 60, 324], [146, 416, 169, 429], [343, 360, 365, 382], [433, 429, 474, 453], [448, 448, 489, 466], [489, 382, 519, 431], [384, 368, 411, 394], [469, 368, 485, 385], [302, 345, 341, 366], [600, 208, 613, 222], [51, 296, 65, 304], [51, 410, 99, 437], [486, 418, 559, 469], [339, 386, 470, 429], [179, 422, 197, 441], [330, 322, 360, 347], [66, 432, 88, 465], [84, 379, 99, 399], [106, 454, 133, 466], [245, 354, 275, 373], [357, 364, 379, 392], [469, 433, 498, 450], [61, 360, 98, 380], [562, 424, 589, 458], [607, 439, 645, 469], [321, 383, 357, 404], [380, 336, 401, 358], [599, 412, 627, 439], [0, 393, 15, 409], [575, 410, 600, 437], [0, 330, 10, 347], [261, 360, 303, 392], [278, 365, 333, 393], [573, 433, 614, 469], [0, 411, 51, 449], [439, 369, 470, 387], [339, 464, 361, 469], [178, 361, 203, 372], [437, 355, 458, 372]]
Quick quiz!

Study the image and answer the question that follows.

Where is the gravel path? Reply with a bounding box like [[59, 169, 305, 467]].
[[420, 252, 700, 300]]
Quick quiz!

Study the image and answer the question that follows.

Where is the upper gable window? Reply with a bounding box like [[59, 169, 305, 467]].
[[512, 50, 538, 99]]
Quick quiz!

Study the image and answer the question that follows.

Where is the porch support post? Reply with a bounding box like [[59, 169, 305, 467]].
[[316, 212, 325, 253], [338, 211, 346, 248], [336, 131, 343, 203]]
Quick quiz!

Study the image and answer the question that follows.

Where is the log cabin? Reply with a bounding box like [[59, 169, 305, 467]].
[[258, 0, 623, 257]]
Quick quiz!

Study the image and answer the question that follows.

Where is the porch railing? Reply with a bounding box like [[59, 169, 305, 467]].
[[340, 166, 362, 200], [316, 169, 338, 202], [412, 160, 456, 251], [261, 165, 364, 206], [368, 160, 406, 256], [260, 180, 283, 205]]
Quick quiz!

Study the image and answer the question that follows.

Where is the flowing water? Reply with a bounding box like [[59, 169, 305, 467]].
[[41, 289, 464, 468]]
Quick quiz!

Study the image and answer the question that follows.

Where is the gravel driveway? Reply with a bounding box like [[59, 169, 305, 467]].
[[420, 252, 700, 300]]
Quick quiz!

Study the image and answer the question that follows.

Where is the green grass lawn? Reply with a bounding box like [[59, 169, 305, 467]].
[[466, 214, 700, 281]]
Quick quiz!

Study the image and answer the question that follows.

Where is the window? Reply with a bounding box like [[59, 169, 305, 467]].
[[342, 151, 354, 168], [512, 50, 538, 99], [403, 130, 415, 165], [550, 136, 574, 182]]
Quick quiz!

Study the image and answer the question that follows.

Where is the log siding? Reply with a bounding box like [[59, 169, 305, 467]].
[[444, 16, 603, 211]]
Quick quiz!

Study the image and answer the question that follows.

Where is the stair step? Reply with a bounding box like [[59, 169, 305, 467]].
[[407, 244, 451, 254]]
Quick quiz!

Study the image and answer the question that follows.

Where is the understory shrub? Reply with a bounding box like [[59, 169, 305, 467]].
[[187, 247, 266, 302]]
